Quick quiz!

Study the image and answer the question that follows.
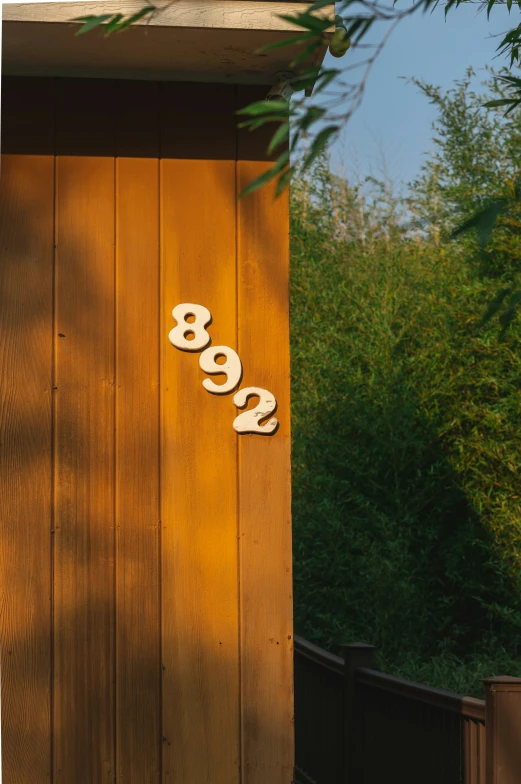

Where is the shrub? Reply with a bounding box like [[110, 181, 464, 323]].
[[290, 149, 521, 696]]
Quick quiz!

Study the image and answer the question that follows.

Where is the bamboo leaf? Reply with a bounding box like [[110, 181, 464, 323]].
[[290, 42, 323, 68], [300, 106, 327, 131], [497, 74, 521, 86], [238, 114, 291, 129], [278, 12, 331, 33], [114, 6, 156, 32], [483, 98, 513, 108], [73, 14, 114, 35], [302, 125, 339, 170], [239, 151, 289, 198], [104, 14, 124, 34], [73, 6, 155, 36], [237, 100, 289, 117], [258, 34, 314, 53], [504, 98, 521, 115], [314, 69, 340, 91], [275, 166, 295, 197], [444, 0, 459, 16], [499, 289, 521, 335], [479, 287, 514, 327], [309, 0, 337, 11], [267, 122, 290, 155], [451, 200, 507, 245], [286, 72, 322, 91]]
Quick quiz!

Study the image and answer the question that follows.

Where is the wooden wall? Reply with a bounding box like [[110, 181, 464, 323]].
[[0, 77, 293, 784]]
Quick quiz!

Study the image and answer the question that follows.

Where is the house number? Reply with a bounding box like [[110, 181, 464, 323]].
[[169, 303, 278, 435]]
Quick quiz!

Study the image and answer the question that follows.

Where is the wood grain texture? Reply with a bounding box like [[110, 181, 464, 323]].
[[236, 159, 294, 784], [53, 79, 116, 781], [0, 77, 294, 784], [0, 148, 54, 782], [160, 87, 240, 781], [115, 81, 161, 782], [3, 24, 323, 87], [3, 1, 322, 31]]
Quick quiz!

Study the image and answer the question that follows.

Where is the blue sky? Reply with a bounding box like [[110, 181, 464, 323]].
[[326, 2, 514, 188]]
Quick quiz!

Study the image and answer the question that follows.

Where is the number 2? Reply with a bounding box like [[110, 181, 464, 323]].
[[169, 303, 211, 352], [233, 387, 278, 435]]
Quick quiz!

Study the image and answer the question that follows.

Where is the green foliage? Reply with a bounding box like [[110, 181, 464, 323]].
[[409, 70, 521, 332], [68, 0, 521, 197], [242, 0, 521, 194], [73, 6, 155, 36], [290, 147, 521, 697], [484, 74, 521, 116]]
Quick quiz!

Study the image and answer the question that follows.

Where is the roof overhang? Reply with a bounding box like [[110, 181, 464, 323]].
[[2, 0, 333, 85]]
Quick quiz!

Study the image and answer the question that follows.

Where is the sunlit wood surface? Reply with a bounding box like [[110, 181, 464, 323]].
[[0, 77, 293, 783]]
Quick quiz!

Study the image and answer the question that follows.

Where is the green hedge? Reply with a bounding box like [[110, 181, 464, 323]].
[[290, 169, 521, 697]]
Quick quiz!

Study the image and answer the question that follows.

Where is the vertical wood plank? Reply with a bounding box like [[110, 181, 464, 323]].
[[115, 81, 161, 783], [160, 82, 240, 784], [237, 86, 294, 783], [464, 719, 482, 784], [479, 722, 486, 784], [0, 80, 55, 782], [0, 76, 294, 784], [484, 678, 521, 784], [54, 79, 116, 781]]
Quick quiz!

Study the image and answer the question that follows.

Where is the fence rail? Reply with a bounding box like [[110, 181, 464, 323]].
[[356, 666, 486, 720], [294, 636, 521, 784], [294, 636, 344, 784]]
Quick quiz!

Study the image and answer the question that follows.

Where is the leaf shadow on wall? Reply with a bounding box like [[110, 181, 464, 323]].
[[0, 86, 293, 784]]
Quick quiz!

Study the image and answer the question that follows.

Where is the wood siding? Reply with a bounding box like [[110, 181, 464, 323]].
[[0, 78, 293, 784]]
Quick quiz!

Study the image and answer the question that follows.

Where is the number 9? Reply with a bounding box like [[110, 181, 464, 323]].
[[169, 303, 211, 352], [199, 345, 242, 395]]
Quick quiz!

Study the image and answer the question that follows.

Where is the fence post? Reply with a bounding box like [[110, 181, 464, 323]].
[[484, 676, 521, 784], [342, 643, 376, 784]]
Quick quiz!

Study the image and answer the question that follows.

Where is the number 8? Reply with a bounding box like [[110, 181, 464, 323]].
[[169, 303, 211, 352]]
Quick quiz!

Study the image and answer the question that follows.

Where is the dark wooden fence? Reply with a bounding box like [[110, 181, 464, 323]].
[[294, 636, 521, 784], [294, 636, 345, 783]]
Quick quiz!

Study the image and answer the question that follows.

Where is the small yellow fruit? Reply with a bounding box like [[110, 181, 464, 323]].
[[329, 28, 351, 58]]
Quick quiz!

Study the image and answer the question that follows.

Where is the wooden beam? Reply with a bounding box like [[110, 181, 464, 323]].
[[2, 21, 329, 85], [3, 0, 333, 32]]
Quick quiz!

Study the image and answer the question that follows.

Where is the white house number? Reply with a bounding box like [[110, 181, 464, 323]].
[[168, 303, 278, 435]]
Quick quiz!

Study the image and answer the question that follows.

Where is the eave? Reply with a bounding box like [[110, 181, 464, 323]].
[[2, 0, 333, 85]]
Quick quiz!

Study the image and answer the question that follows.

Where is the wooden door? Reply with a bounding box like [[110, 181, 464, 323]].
[[0, 77, 293, 784]]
